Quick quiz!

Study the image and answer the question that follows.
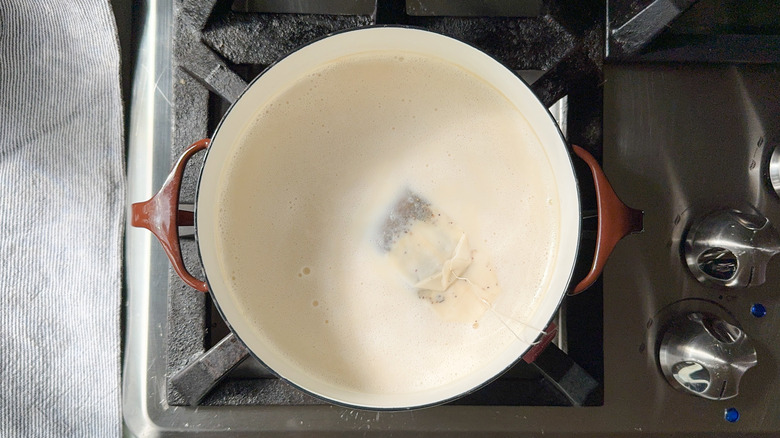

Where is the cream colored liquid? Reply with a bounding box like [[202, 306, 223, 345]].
[[216, 52, 561, 394]]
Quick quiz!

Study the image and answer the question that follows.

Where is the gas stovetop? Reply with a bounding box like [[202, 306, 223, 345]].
[[124, 0, 780, 435]]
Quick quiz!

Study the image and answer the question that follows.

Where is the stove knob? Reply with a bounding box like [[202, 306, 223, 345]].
[[659, 312, 757, 400], [684, 209, 780, 287], [768, 144, 780, 197]]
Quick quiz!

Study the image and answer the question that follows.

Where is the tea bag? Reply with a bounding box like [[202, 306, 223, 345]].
[[380, 191, 501, 323]]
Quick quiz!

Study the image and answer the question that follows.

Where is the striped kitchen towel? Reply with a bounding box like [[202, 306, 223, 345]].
[[0, 1, 123, 436]]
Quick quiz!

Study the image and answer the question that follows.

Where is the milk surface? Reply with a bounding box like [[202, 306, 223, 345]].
[[215, 52, 561, 394]]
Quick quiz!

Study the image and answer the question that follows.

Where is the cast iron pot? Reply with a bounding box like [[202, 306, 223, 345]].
[[131, 27, 642, 410]]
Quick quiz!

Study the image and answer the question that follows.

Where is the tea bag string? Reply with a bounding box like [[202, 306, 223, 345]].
[[453, 274, 547, 345]]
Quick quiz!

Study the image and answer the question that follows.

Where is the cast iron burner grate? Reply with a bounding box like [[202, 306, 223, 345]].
[[165, 0, 606, 407]]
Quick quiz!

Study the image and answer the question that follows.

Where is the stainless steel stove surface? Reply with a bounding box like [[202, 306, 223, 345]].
[[600, 63, 780, 435], [124, 0, 780, 435]]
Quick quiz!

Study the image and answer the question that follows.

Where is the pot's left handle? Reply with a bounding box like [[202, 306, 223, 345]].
[[131, 138, 210, 292]]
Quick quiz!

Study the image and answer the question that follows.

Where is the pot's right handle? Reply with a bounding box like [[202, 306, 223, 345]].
[[131, 138, 210, 292], [571, 145, 643, 295]]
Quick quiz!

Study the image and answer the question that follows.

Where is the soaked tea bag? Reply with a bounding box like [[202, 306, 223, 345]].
[[380, 191, 501, 323]]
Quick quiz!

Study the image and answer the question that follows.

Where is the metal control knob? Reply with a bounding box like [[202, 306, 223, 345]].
[[684, 209, 780, 288], [659, 312, 757, 400], [768, 145, 780, 198]]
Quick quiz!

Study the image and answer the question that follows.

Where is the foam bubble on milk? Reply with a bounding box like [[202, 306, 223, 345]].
[[214, 51, 561, 394]]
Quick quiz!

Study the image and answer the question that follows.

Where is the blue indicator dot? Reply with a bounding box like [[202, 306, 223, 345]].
[[724, 407, 740, 423], [751, 303, 767, 318]]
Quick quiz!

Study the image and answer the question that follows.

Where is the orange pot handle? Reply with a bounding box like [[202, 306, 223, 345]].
[[131, 139, 210, 292], [570, 145, 643, 294]]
